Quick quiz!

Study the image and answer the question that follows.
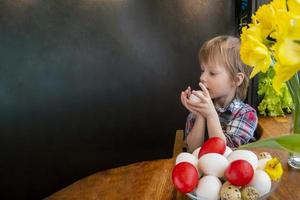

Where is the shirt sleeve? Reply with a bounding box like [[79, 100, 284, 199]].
[[184, 113, 196, 138], [225, 108, 258, 148]]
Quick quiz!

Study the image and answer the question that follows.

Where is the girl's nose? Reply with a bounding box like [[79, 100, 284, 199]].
[[200, 73, 206, 83]]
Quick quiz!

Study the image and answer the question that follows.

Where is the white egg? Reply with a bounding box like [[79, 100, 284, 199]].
[[198, 153, 229, 177], [256, 158, 271, 170], [189, 90, 202, 103], [195, 175, 222, 200], [175, 152, 198, 170], [227, 150, 258, 169], [249, 170, 271, 197], [192, 147, 201, 158], [223, 146, 233, 158]]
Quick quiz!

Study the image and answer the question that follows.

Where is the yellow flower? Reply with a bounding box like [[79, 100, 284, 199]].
[[273, 62, 300, 92], [240, 25, 272, 78], [240, 0, 300, 93], [274, 38, 300, 66], [270, 0, 287, 11], [264, 157, 283, 181], [288, 0, 300, 17], [271, 16, 300, 92], [271, 8, 292, 40], [252, 4, 276, 39]]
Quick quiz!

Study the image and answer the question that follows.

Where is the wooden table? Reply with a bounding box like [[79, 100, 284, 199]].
[[258, 115, 292, 139], [46, 116, 300, 200], [45, 158, 176, 200]]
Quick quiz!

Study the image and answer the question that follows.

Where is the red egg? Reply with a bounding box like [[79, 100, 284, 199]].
[[198, 137, 226, 158], [225, 160, 254, 186], [172, 162, 198, 193]]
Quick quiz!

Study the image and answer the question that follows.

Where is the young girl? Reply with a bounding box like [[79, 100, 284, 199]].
[[181, 35, 257, 152]]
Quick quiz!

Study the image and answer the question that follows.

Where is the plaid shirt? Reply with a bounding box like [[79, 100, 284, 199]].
[[185, 99, 257, 148]]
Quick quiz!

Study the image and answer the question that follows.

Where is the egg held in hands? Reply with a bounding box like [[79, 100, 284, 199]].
[[172, 162, 199, 193], [189, 90, 203, 103]]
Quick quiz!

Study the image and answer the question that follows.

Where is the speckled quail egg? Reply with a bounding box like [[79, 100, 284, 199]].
[[241, 186, 260, 200], [258, 152, 272, 160], [222, 181, 241, 189], [220, 183, 241, 200]]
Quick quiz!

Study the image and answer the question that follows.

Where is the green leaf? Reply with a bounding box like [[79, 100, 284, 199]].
[[239, 134, 300, 154], [257, 68, 293, 116]]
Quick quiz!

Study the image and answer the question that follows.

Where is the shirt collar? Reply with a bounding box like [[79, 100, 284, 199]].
[[215, 98, 242, 113]]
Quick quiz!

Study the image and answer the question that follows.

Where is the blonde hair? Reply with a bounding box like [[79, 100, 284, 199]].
[[198, 35, 251, 101]]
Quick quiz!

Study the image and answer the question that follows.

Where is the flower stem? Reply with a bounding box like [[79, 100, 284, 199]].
[[287, 74, 300, 134]]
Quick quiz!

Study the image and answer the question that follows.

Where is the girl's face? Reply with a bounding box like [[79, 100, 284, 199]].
[[199, 61, 237, 105]]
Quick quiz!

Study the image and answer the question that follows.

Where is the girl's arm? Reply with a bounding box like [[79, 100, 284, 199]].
[[186, 114, 205, 152], [185, 83, 226, 144], [206, 112, 226, 142], [181, 87, 206, 152]]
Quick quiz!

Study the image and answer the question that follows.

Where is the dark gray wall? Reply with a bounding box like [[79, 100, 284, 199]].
[[0, 0, 236, 199]]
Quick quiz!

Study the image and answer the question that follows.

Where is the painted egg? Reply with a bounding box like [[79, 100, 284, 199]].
[[198, 137, 226, 157], [225, 160, 254, 186], [172, 162, 199, 193]]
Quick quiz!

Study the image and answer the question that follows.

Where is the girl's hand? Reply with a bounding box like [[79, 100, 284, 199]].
[[186, 83, 217, 119], [181, 86, 200, 116]]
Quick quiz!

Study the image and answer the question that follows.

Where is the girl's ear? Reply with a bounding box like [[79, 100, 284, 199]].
[[235, 72, 245, 87]]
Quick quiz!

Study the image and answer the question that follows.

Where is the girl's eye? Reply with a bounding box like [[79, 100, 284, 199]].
[[200, 69, 204, 73], [210, 72, 216, 76]]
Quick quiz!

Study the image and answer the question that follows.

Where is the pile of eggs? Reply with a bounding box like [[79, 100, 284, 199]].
[[172, 137, 278, 200]]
